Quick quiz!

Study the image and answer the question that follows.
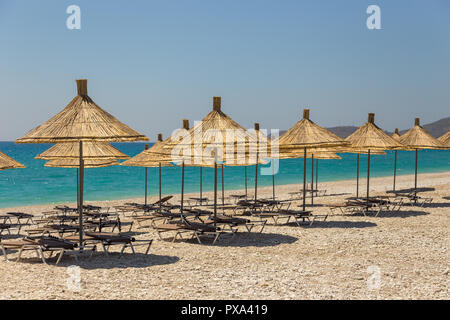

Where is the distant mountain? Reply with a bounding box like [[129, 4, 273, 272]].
[[326, 126, 358, 139], [274, 117, 450, 139]]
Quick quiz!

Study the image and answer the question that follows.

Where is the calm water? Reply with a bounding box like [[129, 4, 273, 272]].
[[0, 141, 448, 208]]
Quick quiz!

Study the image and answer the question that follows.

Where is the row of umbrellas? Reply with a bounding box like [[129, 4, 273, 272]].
[[0, 79, 448, 250]]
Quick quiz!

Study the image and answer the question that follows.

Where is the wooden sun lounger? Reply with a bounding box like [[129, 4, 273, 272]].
[[153, 220, 224, 245], [199, 214, 266, 233], [1, 236, 84, 265], [84, 232, 152, 257]]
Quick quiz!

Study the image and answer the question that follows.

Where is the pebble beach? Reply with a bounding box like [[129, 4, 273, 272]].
[[0, 171, 449, 300]]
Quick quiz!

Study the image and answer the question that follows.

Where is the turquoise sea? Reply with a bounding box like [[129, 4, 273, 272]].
[[0, 141, 448, 208]]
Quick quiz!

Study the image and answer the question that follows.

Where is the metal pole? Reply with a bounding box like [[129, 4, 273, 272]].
[[144, 167, 148, 206], [78, 141, 84, 250], [356, 153, 360, 198], [254, 162, 258, 203], [144, 144, 149, 206], [214, 162, 217, 229], [181, 161, 185, 214], [302, 147, 307, 212], [315, 159, 318, 191], [221, 165, 225, 207], [311, 154, 314, 205], [367, 149, 371, 211], [200, 167, 203, 205], [244, 167, 248, 200], [393, 150, 397, 191], [272, 160, 275, 200], [159, 162, 162, 212], [414, 149, 418, 203]]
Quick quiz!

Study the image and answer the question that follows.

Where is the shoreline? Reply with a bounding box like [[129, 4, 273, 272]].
[[1, 171, 449, 212]]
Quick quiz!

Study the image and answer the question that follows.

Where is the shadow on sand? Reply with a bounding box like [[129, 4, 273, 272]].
[[1, 249, 180, 269], [421, 202, 450, 209], [373, 210, 430, 218], [185, 232, 298, 248], [287, 220, 377, 229]]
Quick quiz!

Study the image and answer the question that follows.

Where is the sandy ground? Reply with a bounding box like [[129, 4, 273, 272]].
[[0, 171, 449, 300]]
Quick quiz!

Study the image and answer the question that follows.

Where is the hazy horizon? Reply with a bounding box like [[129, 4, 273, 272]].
[[1, 0, 449, 141]]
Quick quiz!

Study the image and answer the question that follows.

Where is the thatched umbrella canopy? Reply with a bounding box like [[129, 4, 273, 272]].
[[15, 79, 148, 248], [120, 134, 173, 206], [36, 141, 129, 160], [45, 158, 119, 168], [276, 109, 349, 211], [438, 131, 450, 148], [399, 118, 445, 200], [345, 113, 403, 207], [164, 97, 258, 227], [0, 151, 26, 171], [392, 128, 401, 141]]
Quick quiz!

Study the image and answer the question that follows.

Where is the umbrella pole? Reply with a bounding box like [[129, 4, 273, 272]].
[[254, 163, 258, 203], [200, 167, 203, 205], [311, 154, 314, 205], [78, 141, 84, 250], [76, 168, 79, 209], [302, 147, 307, 212], [356, 153, 360, 198], [159, 163, 162, 212], [181, 161, 185, 214], [366, 149, 371, 211], [214, 162, 217, 229], [393, 150, 397, 191], [221, 165, 225, 207], [244, 167, 248, 200], [315, 159, 318, 191], [414, 148, 418, 203], [144, 167, 148, 206], [272, 160, 275, 200]]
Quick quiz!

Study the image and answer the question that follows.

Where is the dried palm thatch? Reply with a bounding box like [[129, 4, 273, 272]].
[[438, 131, 450, 148], [45, 158, 119, 168], [399, 118, 445, 149], [36, 141, 129, 160], [332, 147, 386, 155], [345, 114, 404, 150], [166, 97, 258, 151], [16, 79, 148, 143], [0, 151, 26, 171], [120, 124, 190, 167], [391, 128, 401, 141], [277, 109, 349, 150]]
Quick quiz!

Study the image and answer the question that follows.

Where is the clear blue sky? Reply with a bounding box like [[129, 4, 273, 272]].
[[1, 0, 449, 141]]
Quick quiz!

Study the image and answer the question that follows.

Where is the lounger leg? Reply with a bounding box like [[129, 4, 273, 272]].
[[56, 249, 65, 265], [1, 245, 8, 262], [144, 240, 152, 255]]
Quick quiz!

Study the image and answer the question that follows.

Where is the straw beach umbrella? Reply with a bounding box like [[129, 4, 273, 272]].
[[399, 118, 445, 201], [438, 131, 450, 148], [165, 97, 258, 227], [16, 79, 148, 248], [0, 150, 26, 171], [345, 113, 403, 207], [277, 109, 349, 211], [120, 134, 173, 206]]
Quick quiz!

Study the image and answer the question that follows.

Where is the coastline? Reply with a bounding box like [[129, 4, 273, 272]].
[[1, 171, 449, 212]]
